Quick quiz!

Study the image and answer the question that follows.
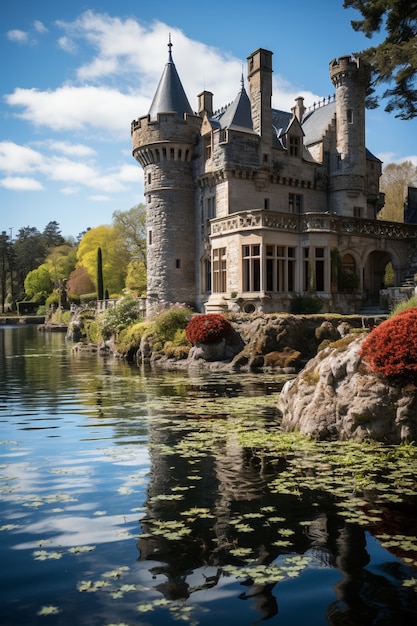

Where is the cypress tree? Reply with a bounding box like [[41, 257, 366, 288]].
[[97, 246, 104, 300]]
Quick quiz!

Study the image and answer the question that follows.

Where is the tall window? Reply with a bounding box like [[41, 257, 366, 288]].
[[213, 248, 226, 293], [289, 193, 302, 213], [303, 247, 325, 291], [289, 135, 300, 157], [315, 247, 325, 291], [206, 196, 216, 220], [266, 245, 295, 292], [242, 244, 261, 292], [204, 134, 212, 160]]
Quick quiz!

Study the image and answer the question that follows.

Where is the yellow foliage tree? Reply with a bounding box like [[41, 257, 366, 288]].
[[77, 225, 130, 296]]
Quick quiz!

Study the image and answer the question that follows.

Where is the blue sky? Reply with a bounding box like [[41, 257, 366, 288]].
[[1, 0, 416, 239]]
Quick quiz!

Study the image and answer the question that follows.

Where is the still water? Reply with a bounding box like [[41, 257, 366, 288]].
[[0, 325, 416, 626]]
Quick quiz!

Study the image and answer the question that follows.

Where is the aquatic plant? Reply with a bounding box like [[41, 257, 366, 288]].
[[185, 313, 233, 345], [360, 307, 417, 384]]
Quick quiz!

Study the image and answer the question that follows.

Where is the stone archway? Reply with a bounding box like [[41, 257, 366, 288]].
[[363, 250, 393, 303]]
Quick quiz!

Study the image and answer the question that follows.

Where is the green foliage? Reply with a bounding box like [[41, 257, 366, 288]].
[[153, 306, 192, 343], [290, 295, 323, 314], [84, 319, 101, 344], [339, 271, 360, 292], [116, 322, 151, 353], [360, 307, 417, 383], [163, 342, 190, 360], [344, 0, 417, 119], [77, 225, 130, 295], [98, 295, 144, 339], [383, 262, 395, 287], [390, 296, 417, 317], [50, 310, 71, 325], [80, 293, 97, 304], [24, 264, 53, 300], [45, 291, 59, 308]]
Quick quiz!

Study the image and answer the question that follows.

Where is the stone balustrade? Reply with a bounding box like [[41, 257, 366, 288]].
[[210, 209, 417, 241]]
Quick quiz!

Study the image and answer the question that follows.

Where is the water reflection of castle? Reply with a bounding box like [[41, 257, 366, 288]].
[[137, 403, 415, 623]]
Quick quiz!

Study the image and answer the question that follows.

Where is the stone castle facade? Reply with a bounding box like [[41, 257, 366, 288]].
[[131, 42, 417, 315]]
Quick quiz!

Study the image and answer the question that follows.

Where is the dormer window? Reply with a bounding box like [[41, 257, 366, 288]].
[[289, 135, 300, 157]]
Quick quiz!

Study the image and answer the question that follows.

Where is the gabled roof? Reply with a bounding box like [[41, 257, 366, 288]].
[[148, 39, 193, 121], [210, 78, 255, 133], [301, 100, 336, 146]]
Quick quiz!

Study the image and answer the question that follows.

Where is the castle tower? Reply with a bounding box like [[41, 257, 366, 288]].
[[329, 55, 371, 216], [131, 39, 202, 314]]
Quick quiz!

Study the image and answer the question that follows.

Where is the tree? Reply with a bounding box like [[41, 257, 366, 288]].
[[13, 227, 47, 300], [77, 225, 130, 296], [112, 204, 147, 267], [97, 247, 104, 300], [66, 265, 95, 296], [378, 160, 417, 221], [125, 259, 147, 295], [44, 244, 77, 287], [42, 221, 65, 250], [24, 265, 53, 300], [344, 0, 417, 119]]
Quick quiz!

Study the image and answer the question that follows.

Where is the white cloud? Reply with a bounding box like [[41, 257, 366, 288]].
[[5, 85, 147, 135], [0, 176, 44, 191], [7, 29, 29, 43], [41, 156, 98, 184], [34, 20, 48, 34], [46, 141, 97, 157], [0, 141, 44, 173], [57, 36, 78, 54], [118, 164, 141, 183], [6, 11, 323, 141]]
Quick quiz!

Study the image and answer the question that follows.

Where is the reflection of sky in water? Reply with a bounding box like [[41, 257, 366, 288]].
[[0, 326, 416, 626]]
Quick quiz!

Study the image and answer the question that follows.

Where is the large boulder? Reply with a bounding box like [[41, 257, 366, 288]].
[[278, 335, 417, 443]]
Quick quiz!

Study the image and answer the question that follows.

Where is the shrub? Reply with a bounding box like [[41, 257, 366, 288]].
[[99, 295, 143, 339], [185, 314, 233, 345], [290, 295, 323, 314], [163, 341, 190, 360], [152, 306, 192, 343], [390, 295, 417, 317], [84, 319, 101, 344], [360, 307, 417, 384], [116, 322, 151, 353]]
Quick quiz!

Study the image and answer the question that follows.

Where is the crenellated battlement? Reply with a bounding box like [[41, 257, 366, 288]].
[[329, 55, 370, 87]]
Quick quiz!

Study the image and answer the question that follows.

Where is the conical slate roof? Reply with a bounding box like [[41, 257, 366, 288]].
[[148, 39, 193, 121], [211, 77, 254, 132]]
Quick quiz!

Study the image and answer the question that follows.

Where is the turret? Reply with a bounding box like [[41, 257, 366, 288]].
[[329, 55, 371, 216], [131, 39, 202, 314]]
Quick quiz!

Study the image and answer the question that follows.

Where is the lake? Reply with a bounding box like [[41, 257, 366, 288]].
[[0, 324, 416, 626]]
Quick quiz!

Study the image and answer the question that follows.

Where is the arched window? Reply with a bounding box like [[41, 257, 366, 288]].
[[342, 253, 356, 274]]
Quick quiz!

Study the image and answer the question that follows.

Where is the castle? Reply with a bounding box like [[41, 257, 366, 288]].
[[131, 41, 417, 315]]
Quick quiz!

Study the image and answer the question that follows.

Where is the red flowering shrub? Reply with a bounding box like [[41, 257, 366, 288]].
[[359, 307, 417, 384], [185, 314, 233, 345]]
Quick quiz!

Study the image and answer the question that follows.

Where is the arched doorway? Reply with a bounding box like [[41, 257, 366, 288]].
[[363, 250, 393, 303]]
